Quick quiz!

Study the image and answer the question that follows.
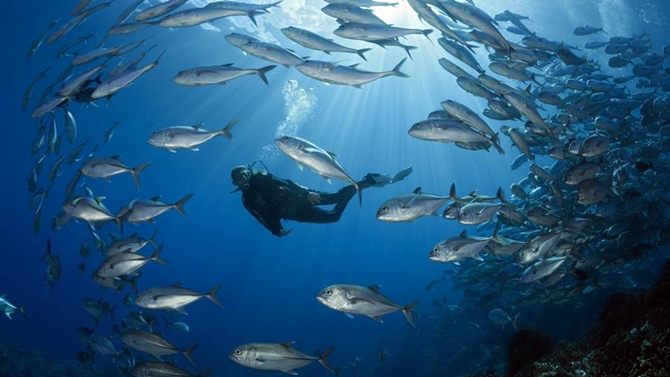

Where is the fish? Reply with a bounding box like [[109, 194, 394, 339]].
[[95, 244, 166, 278], [23, 66, 52, 111], [274, 135, 362, 204], [281, 27, 371, 61], [408, 119, 504, 154], [62, 195, 124, 232], [230, 342, 334, 375], [316, 284, 419, 328], [225, 33, 305, 67], [295, 59, 408, 88], [333, 23, 432, 42], [121, 329, 198, 366], [0, 295, 26, 320], [173, 65, 276, 86], [164, 318, 190, 332], [158, 7, 260, 28], [122, 193, 194, 224], [321, 4, 387, 25], [134, 0, 188, 21], [520, 256, 568, 283], [91, 50, 165, 100], [106, 228, 158, 256], [488, 308, 519, 331], [376, 186, 449, 222], [41, 238, 61, 291], [147, 118, 240, 152], [80, 156, 151, 190], [429, 230, 491, 264], [135, 283, 223, 314]]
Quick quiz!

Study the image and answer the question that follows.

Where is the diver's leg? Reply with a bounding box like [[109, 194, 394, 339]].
[[297, 185, 357, 223]]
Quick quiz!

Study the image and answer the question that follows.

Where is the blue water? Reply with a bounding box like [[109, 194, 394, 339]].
[[3, 0, 670, 376]]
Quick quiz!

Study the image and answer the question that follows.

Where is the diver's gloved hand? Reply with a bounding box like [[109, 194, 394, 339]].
[[307, 192, 322, 205]]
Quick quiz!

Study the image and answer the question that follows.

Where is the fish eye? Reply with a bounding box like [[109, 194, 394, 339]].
[[381, 205, 388, 211], [432, 247, 439, 253], [325, 289, 332, 296], [234, 349, 242, 355]]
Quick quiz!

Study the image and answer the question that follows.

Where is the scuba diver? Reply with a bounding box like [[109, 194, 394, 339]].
[[230, 162, 412, 237]]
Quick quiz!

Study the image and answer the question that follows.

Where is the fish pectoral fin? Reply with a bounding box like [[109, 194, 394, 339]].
[[281, 369, 298, 375], [368, 315, 384, 323], [174, 306, 188, 315], [189, 147, 200, 152], [345, 313, 354, 319], [295, 162, 304, 171], [168, 149, 177, 153], [322, 176, 332, 185]]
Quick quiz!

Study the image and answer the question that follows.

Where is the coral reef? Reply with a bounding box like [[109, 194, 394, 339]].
[[469, 259, 670, 377]]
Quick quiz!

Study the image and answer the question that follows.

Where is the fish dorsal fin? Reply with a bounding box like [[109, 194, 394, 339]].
[[222, 63, 234, 67], [368, 285, 381, 292], [347, 63, 359, 68], [71, 197, 84, 206], [171, 281, 182, 287], [190, 124, 203, 130], [111, 155, 121, 160], [279, 341, 294, 348], [459, 230, 467, 238], [412, 186, 422, 194], [326, 150, 338, 158], [150, 195, 161, 201], [94, 196, 106, 204]]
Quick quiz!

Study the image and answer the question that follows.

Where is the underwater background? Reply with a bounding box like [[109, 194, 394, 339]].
[[4, 0, 670, 376]]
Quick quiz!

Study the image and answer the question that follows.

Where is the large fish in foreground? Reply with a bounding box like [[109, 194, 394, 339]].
[[295, 59, 408, 88], [316, 284, 419, 328], [172, 65, 276, 86], [274, 135, 362, 205], [229, 342, 334, 375], [148, 118, 240, 152]]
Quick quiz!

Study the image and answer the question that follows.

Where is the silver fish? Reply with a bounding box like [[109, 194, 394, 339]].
[[134, 0, 188, 21], [121, 329, 198, 366], [135, 283, 223, 314], [295, 59, 408, 88], [429, 230, 490, 264], [122, 193, 194, 224], [95, 245, 166, 278], [230, 342, 334, 375], [0, 295, 26, 320], [173, 65, 276, 86], [274, 135, 361, 204], [316, 284, 419, 328], [80, 156, 151, 190], [281, 27, 371, 61], [148, 118, 240, 151], [376, 186, 448, 222]]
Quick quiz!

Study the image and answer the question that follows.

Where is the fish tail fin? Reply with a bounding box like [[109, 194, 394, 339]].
[[173, 193, 194, 216], [183, 343, 199, 367], [357, 48, 372, 61], [491, 133, 505, 155], [421, 29, 433, 40], [149, 227, 159, 247], [391, 58, 409, 78], [151, 243, 167, 265], [131, 162, 151, 190], [256, 65, 276, 85], [247, 10, 263, 26], [402, 45, 417, 60], [196, 368, 213, 377], [220, 117, 241, 140], [130, 274, 140, 294], [41, 238, 52, 260], [206, 284, 224, 308], [318, 346, 335, 373], [19, 305, 27, 320], [115, 216, 124, 234], [402, 300, 420, 329], [512, 312, 520, 332]]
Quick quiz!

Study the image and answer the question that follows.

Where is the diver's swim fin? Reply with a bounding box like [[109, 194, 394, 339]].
[[365, 166, 413, 188]]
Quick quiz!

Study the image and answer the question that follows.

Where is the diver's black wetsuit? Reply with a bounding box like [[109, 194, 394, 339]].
[[240, 172, 357, 237]]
